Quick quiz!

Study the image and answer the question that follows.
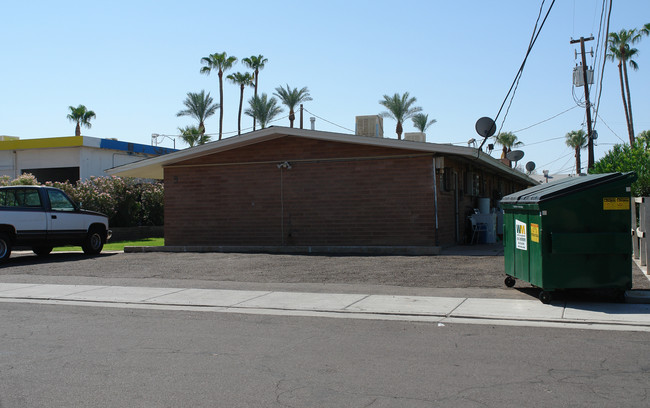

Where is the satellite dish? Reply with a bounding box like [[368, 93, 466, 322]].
[[475, 117, 496, 138], [506, 150, 524, 162], [525, 161, 536, 172]]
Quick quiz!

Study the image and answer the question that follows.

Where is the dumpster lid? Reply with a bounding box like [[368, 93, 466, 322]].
[[500, 172, 636, 204]]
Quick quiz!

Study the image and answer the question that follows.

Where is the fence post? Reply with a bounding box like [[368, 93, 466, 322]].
[[633, 197, 640, 259], [642, 198, 649, 267]]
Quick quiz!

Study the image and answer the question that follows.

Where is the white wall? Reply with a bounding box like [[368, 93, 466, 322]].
[[79, 148, 149, 180], [1, 147, 152, 181]]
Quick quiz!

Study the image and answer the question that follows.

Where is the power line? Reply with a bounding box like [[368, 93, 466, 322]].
[[494, 0, 557, 133], [521, 135, 565, 147], [303, 108, 355, 133], [512, 105, 579, 133], [539, 150, 574, 168], [596, 113, 626, 143], [591, 0, 612, 131]]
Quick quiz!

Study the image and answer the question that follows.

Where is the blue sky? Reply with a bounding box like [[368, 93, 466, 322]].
[[1, 0, 649, 174]]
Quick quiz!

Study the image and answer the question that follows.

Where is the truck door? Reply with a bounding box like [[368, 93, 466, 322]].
[[45, 189, 86, 241]]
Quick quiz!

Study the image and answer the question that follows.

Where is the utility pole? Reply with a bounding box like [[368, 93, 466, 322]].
[[570, 36, 595, 170]]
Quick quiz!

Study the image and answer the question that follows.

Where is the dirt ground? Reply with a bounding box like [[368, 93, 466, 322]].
[[2, 250, 648, 291]]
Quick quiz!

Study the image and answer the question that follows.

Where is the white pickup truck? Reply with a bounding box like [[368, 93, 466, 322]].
[[0, 185, 112, 263]]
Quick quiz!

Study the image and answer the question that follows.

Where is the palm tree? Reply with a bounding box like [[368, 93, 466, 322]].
[[242, 55, 268, 130], [379, 92, 422, 140], [273, 84, 312, 128], [494, 131, 522, 167], [200, 52, 238, 140], [411, 113, 437, 133], [176, 90, 218, 135], [178, 125, 211, 147], [67, 105, 96, 136], [607, 28, 645, 144], [227, 72, 254, 135], [244, 94, 283, 129], [565, 129, 588, 175]]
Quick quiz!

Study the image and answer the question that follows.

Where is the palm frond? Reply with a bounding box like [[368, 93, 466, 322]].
[[245, 93, 284, 128], [273, 84, 312, 110]]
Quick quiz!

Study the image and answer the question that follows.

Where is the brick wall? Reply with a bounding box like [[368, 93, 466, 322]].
[[164, 136, 439, 247], [164, 136, 532, 247]]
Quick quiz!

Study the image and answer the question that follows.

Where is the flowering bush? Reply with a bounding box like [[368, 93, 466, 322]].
[[8, 174, 164, 227]]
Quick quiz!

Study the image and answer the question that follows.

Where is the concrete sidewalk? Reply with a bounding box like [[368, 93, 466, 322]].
[[1, 282, 649, 332]]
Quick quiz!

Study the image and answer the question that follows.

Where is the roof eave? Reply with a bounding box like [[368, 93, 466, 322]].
[[105, 127, 537, 185]]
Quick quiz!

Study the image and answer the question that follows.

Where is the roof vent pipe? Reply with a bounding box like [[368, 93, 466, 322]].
[[310, 117, 315, 130]]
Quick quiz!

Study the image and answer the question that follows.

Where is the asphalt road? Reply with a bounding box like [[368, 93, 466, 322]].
[[1, 302, 648, 408]]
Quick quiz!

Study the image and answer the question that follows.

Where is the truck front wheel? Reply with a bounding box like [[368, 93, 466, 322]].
[[82, 229, 104, 255], [0, 233, 12, 263]]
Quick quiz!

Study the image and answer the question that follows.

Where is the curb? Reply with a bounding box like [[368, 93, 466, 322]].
[[124, 245, 442, 256]]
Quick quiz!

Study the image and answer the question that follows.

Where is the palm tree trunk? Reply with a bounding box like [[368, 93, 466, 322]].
[[75, 122, 81, 136], [289, 109, 295, 128], [575, 148, 581, 175], [253, 69, 259, 131], [218, 70, 224, 140], [238, 84, 244, 136], [617, 62, 633, 145], [396, 121, 403, 140], [622, 59, 635, 143]]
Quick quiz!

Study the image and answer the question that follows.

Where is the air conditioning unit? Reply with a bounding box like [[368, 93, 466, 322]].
[[355, 115, 383, 138], [404, 132, 425, 142]]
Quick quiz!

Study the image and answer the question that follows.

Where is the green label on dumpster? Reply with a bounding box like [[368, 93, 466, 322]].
[[515, 220, 527, 250], [603, 197, 629, 210]]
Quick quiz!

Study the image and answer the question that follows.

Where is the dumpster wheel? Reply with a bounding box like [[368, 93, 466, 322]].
[[539, 291, 552, 304], [504, 276, 516, 288]]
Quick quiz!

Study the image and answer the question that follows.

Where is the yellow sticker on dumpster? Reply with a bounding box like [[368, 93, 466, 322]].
[[530, 223, 539, 243], [603, 197, 629, 210]]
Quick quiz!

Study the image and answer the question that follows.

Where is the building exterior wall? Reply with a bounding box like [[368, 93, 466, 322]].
[[0, 136, 174, 182], [164, 137, 438, 247], [163, 136, 532, 248]]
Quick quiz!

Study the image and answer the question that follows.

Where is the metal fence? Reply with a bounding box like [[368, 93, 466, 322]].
[[632, 197, 649, 268]]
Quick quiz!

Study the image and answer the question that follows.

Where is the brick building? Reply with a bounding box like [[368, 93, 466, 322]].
[[109, 127, 535, 249]]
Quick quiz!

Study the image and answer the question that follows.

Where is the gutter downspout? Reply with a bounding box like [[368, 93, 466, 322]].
[[13, 150, 18, 179], [432, 157, 439, 247]]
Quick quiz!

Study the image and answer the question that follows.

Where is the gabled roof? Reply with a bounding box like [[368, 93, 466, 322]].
[[106, 126, 537, 184]]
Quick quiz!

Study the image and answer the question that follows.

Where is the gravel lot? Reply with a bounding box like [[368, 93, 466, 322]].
[[2, 248, 648, 296]]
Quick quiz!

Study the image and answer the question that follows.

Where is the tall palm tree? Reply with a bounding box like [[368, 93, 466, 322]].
[[200, 52, 238, 140], [273, 84, 312, 128], [244, 94, 283, 129], [565, 129, 588, 175], [227, 72, 254, 135], [494, 131, 522, 167], [176, 90, 218, 135], [178, 125, 211, 147], [242, 55, 268, 131], [379, 92, 422, 140], [67, 105, 96, 136], [411, 113, 437, 133], [607, 28, 644, 144]]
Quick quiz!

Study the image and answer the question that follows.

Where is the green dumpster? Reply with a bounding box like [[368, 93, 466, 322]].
[[500, 172, 637, 303]]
